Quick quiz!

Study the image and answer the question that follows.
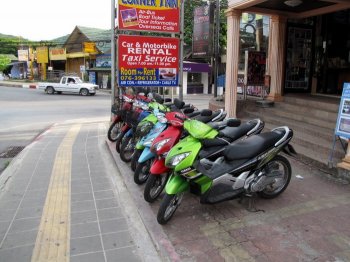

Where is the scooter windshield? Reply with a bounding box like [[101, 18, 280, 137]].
[[184, 120, 218, 139]]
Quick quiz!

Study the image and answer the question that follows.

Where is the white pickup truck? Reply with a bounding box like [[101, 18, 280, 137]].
[[38, 76, 98, 96]]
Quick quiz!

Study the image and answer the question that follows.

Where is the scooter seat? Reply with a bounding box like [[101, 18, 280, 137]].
[[194, 110, 222, 123], [218, 120, 259, 142], [224, 130, 284, 161]]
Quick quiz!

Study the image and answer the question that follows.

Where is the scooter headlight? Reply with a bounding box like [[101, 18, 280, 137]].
[[153, 138, 170, 152], [169, 152, 190, 167]]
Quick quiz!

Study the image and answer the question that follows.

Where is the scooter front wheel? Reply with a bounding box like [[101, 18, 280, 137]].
[[157, 192, 184, 225], [131, 149, 142, 172], [107, 121, 122, 142], [134, 159, 152, 185], [120, 136, 135, 162], [144, 173, 169, 203]]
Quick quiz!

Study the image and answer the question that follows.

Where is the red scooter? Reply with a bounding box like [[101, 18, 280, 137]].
[[144, 111, 187, 202]]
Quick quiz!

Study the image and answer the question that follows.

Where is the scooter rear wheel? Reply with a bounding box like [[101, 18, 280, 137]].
[[157, 192, 184, 225], [258, 155, 291, 199], [144, 173, 169, 203], [115, 130, 126, 153]]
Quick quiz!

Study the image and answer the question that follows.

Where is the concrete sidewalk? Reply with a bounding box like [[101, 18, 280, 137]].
[[0, 119, 162, 262]]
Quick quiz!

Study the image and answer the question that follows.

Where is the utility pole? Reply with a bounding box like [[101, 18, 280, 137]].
[[213, 0, 220, 97]]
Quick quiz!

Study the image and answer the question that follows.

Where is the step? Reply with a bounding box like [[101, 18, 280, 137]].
[[275, 102, 338, 123], [283, 95, 340, 112], [244, 110, 336, 141], [263, 108, 335, 130]]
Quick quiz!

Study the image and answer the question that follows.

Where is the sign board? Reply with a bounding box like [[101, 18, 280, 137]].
[[49, 48, 67, 60], [83, 42, 96, 53], [118, 35, 179, 87], [118, 0, 180, 33], [335, 83, 350, 138], [246, 51, 266, 86], [96, 55, 111, 68], [192, 5, 213, 58], [36, 46, 49, 63], [18, 49, 29, 61], [80, 65, 86, 73]]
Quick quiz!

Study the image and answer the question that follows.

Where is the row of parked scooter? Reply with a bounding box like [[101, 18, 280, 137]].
[[107, 92, 296, 224]]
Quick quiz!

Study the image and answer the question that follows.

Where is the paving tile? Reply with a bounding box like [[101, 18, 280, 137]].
[[99, 218, 128, 235], [96, 198, 119, 210], [102, 231, 134, 250], [93, 182, 113, 192], [71, 192, 94, 203], [92, 178, 111, 186], [98, 208, 124, 221], [9, 217, 41, 234], [20, 195, 46, 208], [94, 190, 115, 200], [70, 235, 103, 256], [71, 200, 95, 213], [71, 183, 93, 194], [105, 246, 141, 262], [1, 229, 37, 249], [24, 189, 47, 199], [15, 206, 43, 220], [0, 200, 21, 210], [0, 209, 17, 222], [0, 220, 11, 240], [0, 244, 35, 262], [71, 210, 97, 225], [71, 251, 106, 262], [71, 221, 100, 239]]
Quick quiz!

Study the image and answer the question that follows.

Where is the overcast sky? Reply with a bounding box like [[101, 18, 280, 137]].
[[0, 0, 112, 41]]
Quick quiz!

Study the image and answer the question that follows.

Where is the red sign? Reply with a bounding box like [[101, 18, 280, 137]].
[[118, 35, 179, 87], [118, 0, 180, 33]]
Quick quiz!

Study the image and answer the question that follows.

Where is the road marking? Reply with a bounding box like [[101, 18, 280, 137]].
[[31, 124, 81, 262]]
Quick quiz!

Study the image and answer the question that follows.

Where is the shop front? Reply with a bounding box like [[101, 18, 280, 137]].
[[225, 0, 350, 117]]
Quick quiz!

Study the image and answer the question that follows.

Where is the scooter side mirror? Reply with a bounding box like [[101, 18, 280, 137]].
[[200, 109, 212, 116], [227, 119, 241, 127]]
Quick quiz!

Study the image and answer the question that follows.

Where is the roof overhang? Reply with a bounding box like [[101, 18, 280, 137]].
[[228, 0, 350, 19]]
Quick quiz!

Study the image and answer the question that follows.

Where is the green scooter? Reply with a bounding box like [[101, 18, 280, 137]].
[[157, 117, 265, 224]]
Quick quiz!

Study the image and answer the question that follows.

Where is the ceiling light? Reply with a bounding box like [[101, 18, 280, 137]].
[[284, 0, 302, 7]]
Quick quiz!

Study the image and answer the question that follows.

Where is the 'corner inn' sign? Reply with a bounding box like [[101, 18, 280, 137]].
[[335, 83, 350, 138], [118, 35, 179, 87], [118, 0, 180, 33]]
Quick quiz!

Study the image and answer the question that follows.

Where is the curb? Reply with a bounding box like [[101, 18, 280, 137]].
[[22, 84, 38, 89]]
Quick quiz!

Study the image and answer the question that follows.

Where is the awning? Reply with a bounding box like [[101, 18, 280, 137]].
[[66, 52, 92, 58]]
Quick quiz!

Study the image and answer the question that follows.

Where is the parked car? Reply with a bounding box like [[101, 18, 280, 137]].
[[38, 76, 97, 96]]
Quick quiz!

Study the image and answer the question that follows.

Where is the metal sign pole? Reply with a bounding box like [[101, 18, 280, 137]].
[[179, 0, 184, 101], [111, 0, 116, 108]]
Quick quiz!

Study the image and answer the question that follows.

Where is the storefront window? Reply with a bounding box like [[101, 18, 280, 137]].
[[238, 13, 270, 71]]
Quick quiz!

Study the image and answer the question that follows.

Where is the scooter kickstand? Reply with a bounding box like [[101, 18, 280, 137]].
[[239, 193, 265, 213]]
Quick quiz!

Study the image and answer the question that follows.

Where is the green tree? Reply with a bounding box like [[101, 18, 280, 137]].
[[0, 55, 11, 72]]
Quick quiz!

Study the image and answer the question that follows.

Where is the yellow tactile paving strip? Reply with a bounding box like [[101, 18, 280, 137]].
[[31, 124, 81, 262]]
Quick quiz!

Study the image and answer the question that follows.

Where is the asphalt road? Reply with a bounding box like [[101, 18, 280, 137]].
[[0, 86, 111, 173]]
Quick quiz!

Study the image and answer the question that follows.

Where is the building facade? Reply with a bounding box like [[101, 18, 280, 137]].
[[225, 0, 350, 117]]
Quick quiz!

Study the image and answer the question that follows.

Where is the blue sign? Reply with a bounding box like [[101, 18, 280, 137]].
[[335, 83, 350, 138]]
